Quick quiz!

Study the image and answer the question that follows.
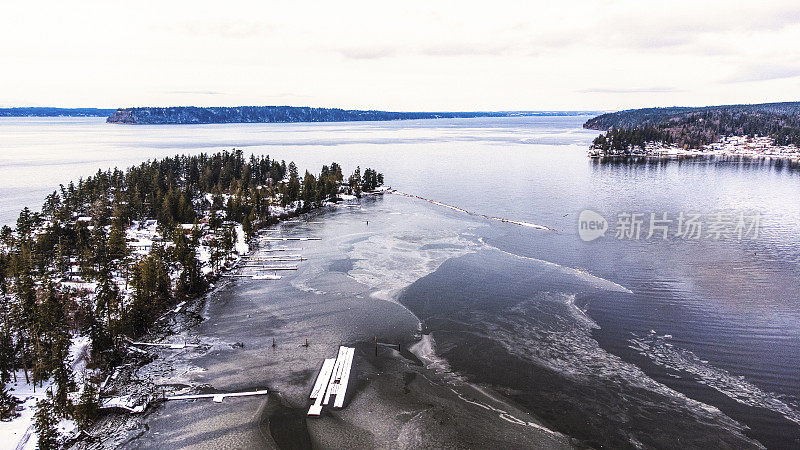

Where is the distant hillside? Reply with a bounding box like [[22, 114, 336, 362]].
[[106, 106, 597, 124], [584, 101, 800, 149], [0, 107, 116, 117]]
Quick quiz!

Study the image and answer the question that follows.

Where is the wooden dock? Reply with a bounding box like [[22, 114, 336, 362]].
[[308, 346, 355, 416]]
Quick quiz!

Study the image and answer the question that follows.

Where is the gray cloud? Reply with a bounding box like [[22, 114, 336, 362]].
[[158, 19, 276, 39], [168, 90, 224, 95], [417, 42, 514, 57], [724, 64, 800, 83], [578, 87, 678, 94], [336, 46, 398, 60]]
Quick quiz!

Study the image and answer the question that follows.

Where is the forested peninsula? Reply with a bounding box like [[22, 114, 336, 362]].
[[584, 101, 800, 155], [0, 150, 383, 444]]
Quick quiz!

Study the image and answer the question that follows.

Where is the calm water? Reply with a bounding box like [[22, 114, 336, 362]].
[[1, 116, 799, 447]]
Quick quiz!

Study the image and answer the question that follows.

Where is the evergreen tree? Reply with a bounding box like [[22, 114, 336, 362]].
[[349, 167, 362, 198], [0, 380, 18, 420], [301, 172, 317, 210], [34, 397, 60, 450], [108, 218, 128, 264], [283, 173, 301, 207], [72, 381, 100, 429], [127, 248, 172, 336]]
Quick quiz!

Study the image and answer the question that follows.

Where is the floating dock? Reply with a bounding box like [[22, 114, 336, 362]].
[[308, 346, 355, 416]]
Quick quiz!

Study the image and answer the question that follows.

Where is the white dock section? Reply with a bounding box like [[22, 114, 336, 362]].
[[251, 274, 282, 280], [165, 389, 269, 403], [240, 265, 298, 270], [242, 258, 304, 264], [244, 254, 303, 259], [129, 342, 200, 349], [309, 346, 355, 416], [308, 358, 336, 416], [263, 237, 321, 241], [334, 349, 354, 408]]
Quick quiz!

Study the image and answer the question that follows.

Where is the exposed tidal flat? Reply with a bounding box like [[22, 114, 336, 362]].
[[76, 197, 574, 449]]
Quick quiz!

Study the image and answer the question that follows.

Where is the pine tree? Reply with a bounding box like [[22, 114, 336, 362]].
[[349, 167, 362, 198], [108, 218, 128, 264], [285, 173, 301, 207], [34, 397, 60, 450], [72, 381, 99, 429], [0, 379, 18, 420], [242, 214, 252, 238], [301, 172, 317, 210], [127, 249, 172, 336]]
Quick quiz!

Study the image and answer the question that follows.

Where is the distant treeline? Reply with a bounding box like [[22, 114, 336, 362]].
[[106, 106, 598, 124], [584, 101, 800, 153], [0, 108, 116, 117]]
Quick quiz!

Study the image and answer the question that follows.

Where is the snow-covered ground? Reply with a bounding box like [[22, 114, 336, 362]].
[[1, 372, 76, 450], [1, 335, 92, 449]]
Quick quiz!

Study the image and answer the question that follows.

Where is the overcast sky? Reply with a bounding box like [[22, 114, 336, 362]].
[[2, 0, 799, 111]]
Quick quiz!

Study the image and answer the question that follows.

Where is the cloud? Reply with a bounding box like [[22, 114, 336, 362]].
[[336, 46, 399, 60], [157, 19, 276, 39], [417, 42, 515, 57], [167, 90, 224, 95], [334, 41, 515, 60], [578, 87, 678, 94], [724, 64, 800, 83]]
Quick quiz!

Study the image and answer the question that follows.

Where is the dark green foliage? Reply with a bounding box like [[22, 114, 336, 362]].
[[72, 381, 100, 428], [34, 397, 60, 450], [361, 168, 382, 192], [127, 249, 172, 336], [590, 127, 672, 155], [173, 227, 207, 300], [0, 380, 18, 420]]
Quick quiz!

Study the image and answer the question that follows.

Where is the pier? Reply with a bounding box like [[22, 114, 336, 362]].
[[129, 341, 201, 349], [263, 237, 321, 241], [165, 389, 269, 403]]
